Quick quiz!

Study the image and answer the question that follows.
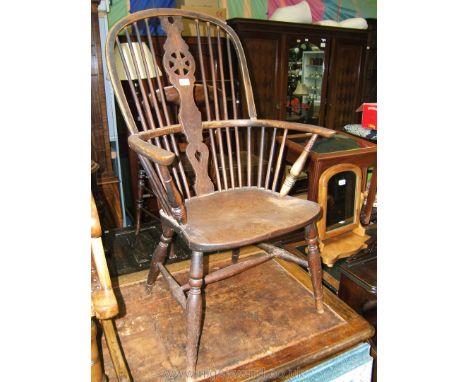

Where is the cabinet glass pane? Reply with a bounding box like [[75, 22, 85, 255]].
[[326, 171, 356, 232], [286, 40, 325, 125]]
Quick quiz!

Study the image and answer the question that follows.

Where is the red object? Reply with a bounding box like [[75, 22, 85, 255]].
[[356, 103, 377, 130]]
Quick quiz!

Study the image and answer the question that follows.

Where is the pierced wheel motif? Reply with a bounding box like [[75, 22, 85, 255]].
[[167, 51, 192, 76]]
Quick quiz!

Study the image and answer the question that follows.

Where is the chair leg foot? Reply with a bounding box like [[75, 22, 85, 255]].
[[186, 251, 203, 381], [145, 227, 174, 295], [306, 223, 324, 314]]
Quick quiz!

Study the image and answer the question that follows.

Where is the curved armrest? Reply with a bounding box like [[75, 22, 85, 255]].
[[131, 118, 336, 142], [251, 119, 335, 138], [128, 134, 176, 166]]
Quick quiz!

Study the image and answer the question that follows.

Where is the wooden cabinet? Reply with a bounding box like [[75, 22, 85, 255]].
[[228, 18, 377, 130]]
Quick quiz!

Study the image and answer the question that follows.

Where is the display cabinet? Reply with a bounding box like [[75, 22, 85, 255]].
[[228, 18, 377, 131]]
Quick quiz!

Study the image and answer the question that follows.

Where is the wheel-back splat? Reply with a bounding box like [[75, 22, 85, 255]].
[[161, 16, 214, 196]]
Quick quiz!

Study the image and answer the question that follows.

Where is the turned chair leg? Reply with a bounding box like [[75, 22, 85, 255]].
[[306, 223, 324, 313], [135, 169, 145, 236], [186, 251, 203, 382], [145, 226, 174, 294]]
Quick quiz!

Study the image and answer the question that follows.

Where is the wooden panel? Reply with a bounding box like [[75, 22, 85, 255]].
[[239, 35, 281, 119], [361, 19, 377, 103], [101, 253, 374, 381], [325, 38, 365, 130]]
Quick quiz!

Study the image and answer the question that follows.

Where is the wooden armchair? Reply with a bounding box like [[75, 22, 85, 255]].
[[105, 9, 335, 381], [91, 194, 130, 382]]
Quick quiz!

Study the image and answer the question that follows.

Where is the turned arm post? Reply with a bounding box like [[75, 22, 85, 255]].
[[279, 134, 318, 197], [159, 165, 187, 225], [128, 134, 187, 225]]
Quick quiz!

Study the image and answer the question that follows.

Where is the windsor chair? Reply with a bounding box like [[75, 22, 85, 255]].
[[105, 9, 335, 381]]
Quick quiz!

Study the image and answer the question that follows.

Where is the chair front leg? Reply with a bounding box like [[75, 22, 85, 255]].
[[306, 222, 324, 313], [145, 226, 174, 294], [186, 250, 203, 382]]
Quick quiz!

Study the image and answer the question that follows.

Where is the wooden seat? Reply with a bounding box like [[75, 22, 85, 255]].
[[105, 9, 336, 381], [181, 188, 321, 252]]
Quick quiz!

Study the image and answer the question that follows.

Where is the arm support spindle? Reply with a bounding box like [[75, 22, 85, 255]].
[[279, 134, 318, 197]]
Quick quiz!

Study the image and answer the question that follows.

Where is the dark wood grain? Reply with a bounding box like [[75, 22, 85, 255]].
[[325, 38, 366, 129], [168, 188, 320, 252]]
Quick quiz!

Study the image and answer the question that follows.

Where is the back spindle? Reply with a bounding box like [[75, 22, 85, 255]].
[[272, 129, 289, 192], [217, 26, 235, 188], [207, 22, 228, 190], [264, 127, 278, 189], [257, 126, 265, 187], [226, 36, 243, 187], [195, 19, 222, 191], [131, 22, 185, 196]]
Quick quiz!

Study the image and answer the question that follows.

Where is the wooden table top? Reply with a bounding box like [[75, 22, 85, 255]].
[[102, 246, 374, 381], [284, 132, 376, 160]]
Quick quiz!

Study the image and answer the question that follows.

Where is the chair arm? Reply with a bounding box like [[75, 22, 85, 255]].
[[251, 119, 335, 138], [127, 134, 187, 224], [128, 134, 176, 166], [129, 119, 336, 142]]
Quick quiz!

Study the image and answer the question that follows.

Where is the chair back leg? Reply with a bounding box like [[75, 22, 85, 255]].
[[146, 226, 175, 294], [306, 223, 325, 313], [135, 169, 146, 235], [186, 251, 204, 381]]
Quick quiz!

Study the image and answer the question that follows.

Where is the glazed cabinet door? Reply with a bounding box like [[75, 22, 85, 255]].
[[324, 36, 367, 130], [284, 35, 330, 127]]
